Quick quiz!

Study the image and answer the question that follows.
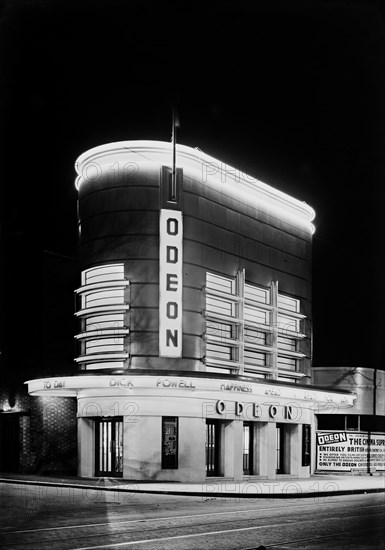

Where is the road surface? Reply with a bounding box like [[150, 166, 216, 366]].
[[0, 482, 384, 549]]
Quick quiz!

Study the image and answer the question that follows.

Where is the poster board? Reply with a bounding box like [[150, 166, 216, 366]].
[[316, 431, 385, 472]]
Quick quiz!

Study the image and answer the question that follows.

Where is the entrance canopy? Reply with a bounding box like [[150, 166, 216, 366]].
[[26, 374, 355, 410]]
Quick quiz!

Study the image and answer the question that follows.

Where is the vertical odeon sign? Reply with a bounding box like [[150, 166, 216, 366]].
[[159, 209, 183, 357]]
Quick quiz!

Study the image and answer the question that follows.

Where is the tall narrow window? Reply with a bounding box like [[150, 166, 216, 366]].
[[162, 417, 178, 469], [75, 264, 129, 370], [205, 273, 239, 373], [302, 424, 311, 467], [243, 422, 253, 475]]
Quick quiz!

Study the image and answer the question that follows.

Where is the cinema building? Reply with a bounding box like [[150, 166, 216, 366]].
[[26, 141, 355, 482]]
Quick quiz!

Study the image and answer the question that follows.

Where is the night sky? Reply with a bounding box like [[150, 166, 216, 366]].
[[1, 0, 384, 372]]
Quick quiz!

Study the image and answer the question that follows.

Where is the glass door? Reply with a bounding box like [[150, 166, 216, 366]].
[[243, 422, 253, 475], [206, 420, 219, 476], [96, 418, 123, 477], [276, 423, 285, 474]]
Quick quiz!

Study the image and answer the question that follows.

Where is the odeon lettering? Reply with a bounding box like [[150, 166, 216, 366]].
[[214, 400, 296, 420], [216, 401, 263, 418], [159, 210, 183, 357], [317, 432, 347, 445]]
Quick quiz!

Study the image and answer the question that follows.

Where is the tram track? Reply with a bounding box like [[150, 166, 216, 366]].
[[1, 495, 383, 536], [0, 504, 383, 549], [1, 499, 383, 536]]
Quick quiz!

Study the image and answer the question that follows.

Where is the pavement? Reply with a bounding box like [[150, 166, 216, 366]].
[[1, 472, 384, 499]]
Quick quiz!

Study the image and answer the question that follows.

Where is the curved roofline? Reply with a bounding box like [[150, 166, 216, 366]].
[[75, 140, 316, 234]]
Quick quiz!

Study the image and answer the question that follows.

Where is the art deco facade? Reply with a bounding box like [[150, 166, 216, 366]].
[[26, 141, 355, 481]]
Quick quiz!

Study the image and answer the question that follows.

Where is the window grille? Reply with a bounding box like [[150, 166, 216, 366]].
[[75, 263, 129, 370], [277, 294, 299, 312], [277, 336, 296, 352], [277, 355, 297, 371], [204, 271, 307, 380]]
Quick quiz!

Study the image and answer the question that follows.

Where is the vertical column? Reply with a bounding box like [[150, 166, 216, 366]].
[[258, 422, 277, 479], [179, 417, 206, 482], [232, 420, 244, 481], [285, 424, 298, 476], [78, 417, 95, 477], [124, 416, 161, 480], [221, 421, 233, 478]]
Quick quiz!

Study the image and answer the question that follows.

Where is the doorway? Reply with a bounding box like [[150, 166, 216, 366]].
[[276, 423, 285, 474], [243, 422, 253, 475], [95, 418, 123, 477], [206, 419, 220, 476]]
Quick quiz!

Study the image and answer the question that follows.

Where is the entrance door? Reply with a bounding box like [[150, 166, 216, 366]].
[[276, 423, 285, 474], [206, 420, 219, 476], [95, 418, 123, 477], [243, 422, 253, 475]]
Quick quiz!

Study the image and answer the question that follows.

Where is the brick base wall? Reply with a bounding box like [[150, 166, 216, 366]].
[[1, 387, 77, 475]]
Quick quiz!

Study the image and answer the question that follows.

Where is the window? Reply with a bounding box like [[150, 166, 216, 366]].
[[278, 294, 299, 313], [75, 263, 129, 370], [207, 272, 235, 295], [84, 288, 125, 309], [206, 295, 235, 318], [206, 342, 234, 361], [162, 417, 178, 469], [85, 338, 125, 354], [278, 355, 297, 371], [318, 415, 385, 432], [245, 327, 267, 346], [83, 263, 124, 285], [277, 314, 300, 335], [245, 283, 269, 304], [204, 271, 307, 380], [317, 415, 346, 431], [86, 314, 124, 331], [205, 273, 239, 370], [278, 336, 296, 352], [302, 425, 311, 467], [245, 306, 269, 326], [207, 321, 236, 342], [346, 415, 359, 431], [244, 350, 266, 367]]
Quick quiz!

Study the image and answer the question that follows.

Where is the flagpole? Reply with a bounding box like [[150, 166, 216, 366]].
[[172, 109, 176, 200], [171, 108, 177, 201]]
